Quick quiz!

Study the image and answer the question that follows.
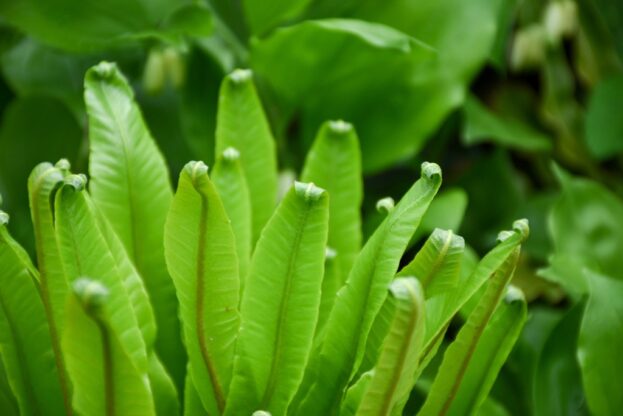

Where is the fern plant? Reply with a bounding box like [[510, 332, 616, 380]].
[[0, 61, 529, 416]]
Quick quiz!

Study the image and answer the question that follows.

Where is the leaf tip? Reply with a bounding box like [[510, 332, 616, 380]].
[[228, 68, 253, 84], [0, 211, 9, 226], [63, 174, 88, 191], [294, 181, 326, 202], [421, 161, 442, 181], [185, 160, 209, 184], [55, 158, 71, 173], [512, 218, 530, 241], [376, 196, 395, 214], [73, 277, 109, 314], [504, 285, 525, 304], [252, 411, 272, 416], [327, 119, 353, 135], [91, 61, 118, 80]]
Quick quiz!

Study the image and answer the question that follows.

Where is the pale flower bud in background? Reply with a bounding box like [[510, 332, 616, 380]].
[[543, 0, 578, 44], [511, 24, 547, 71]]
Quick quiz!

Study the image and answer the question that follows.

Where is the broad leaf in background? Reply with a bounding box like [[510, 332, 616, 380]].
[[584, 74, 623, 160], [0, 213, 68, 416], [355, 278, 426, 415], [63, 279, 156, 416], [85, 61, 185, 390], [577, 270, 623, 415], [0, 0, 204, 52], [243, 0, 311, 36], [534, 303, 588, 416], [215, 69, 278, 243], [463, 94, 551, 152], [252, 19, 460, 173], [226, 182, 329, 415], [165, 162, 240, 415], [293, 162, 441, 414], [301, 120, 363, 279], [545, 167, 623, 287], [352, 0, 507, 83], [0, 38, 96, 117]]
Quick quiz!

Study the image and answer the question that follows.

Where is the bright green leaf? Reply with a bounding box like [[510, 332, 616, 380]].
[[0, 212, 68, 416], [212, 147, 252, 285], [165, 161, 240, 415], [54, 177, 150, 374], [215, 69, 278, 243], [356, 277, 426, 416], [445, 287, 527, 415], [293, 162, 442, 414], [85, 61, 185, 390], [63, 279, 156, 416], [418, 244, 521, 415], [398, 228, 464, 298], [301, 120, 363, 279], [226, 182, 329, 415]]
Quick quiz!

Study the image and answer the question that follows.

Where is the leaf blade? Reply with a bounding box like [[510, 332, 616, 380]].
[[215, 69, 278, 243], [164, 161, 240, 415], [85, 61, 185, 390], [225, 182, 329, 415]]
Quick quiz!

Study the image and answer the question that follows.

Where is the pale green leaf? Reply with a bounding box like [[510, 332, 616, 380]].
[[340, 372, 373, 416], [164, 161, 240, 415], [446, 287, 527, 415], [63, 279, 155, 416], [85, 61, 185, 389], [356, 277, 426, 416], [215, 69, 278, 243], [184, 369, 207, 416], [212, 147, 252, 285], [420, 221, 528, 368], [54, 177, 149, 374], [293, 162, 442, 415], [148, 354, 180, 416], [0, 213, 68, 415], [225, 182, 329, 415], [315, 249, 343, 341], [301, 120, 363, 278], [418, 244, 521, 415], [398, 228, 464, 298]]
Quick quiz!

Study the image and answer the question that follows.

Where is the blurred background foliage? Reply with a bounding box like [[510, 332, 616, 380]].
[[0, 0, 622, 414]]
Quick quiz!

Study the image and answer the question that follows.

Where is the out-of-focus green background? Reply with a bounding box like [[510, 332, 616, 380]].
[[0, 1, 622, 414]]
